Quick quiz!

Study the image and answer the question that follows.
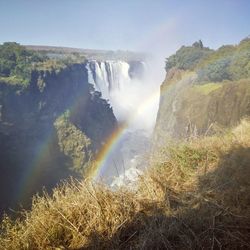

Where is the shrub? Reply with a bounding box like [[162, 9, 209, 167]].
[[54, 113, 92, 175], [165, 42, 212, 72], [197, 57, 231, 82]]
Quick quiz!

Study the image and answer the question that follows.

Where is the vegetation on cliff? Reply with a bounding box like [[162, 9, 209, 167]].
[[0, 42, 86, 86], [156, 38, 250, 142], [165, 37, 250, 83], [197, 37, 250, 82], [1, 119, 250, 249], [54, 111, 92, 175], [0, 42, 46, 85], [165, 40, 212, 72]]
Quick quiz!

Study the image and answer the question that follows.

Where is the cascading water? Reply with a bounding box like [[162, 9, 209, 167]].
[[86, 60, 142, 93], [86, 59, 161, 186], [87, 61, 130, 91], [86, 60, 144, 121]]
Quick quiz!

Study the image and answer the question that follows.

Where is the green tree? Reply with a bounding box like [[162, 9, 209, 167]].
[[197, 57, 231, 82], [165, 42, 212, 71], [229, 51, 250, 80]]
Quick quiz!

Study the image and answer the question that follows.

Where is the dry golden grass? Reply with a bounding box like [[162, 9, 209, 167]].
[[1, 119, 250, 249]]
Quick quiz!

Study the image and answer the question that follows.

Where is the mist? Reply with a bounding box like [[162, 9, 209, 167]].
[[110, 58, 165, 132]]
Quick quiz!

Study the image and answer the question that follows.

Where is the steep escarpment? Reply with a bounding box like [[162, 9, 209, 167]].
[[0, 62, 116, 214], [155, 38, 250, 145]]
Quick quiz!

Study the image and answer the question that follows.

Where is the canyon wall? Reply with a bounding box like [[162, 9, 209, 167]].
[[0, 63, 117, 213]]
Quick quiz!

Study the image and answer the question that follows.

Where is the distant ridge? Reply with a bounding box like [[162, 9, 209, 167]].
[[25, 45, 109, 54], [25, 45, 147, 61]]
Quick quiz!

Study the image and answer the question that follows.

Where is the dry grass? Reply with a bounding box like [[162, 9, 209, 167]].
[[1, 119, 250, 249]]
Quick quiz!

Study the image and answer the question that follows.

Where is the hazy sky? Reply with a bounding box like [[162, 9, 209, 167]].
[[0, 0, 249, 58]]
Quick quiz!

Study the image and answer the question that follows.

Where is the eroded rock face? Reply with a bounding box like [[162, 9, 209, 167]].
[[154, 69, 197, 144], [0, 63, 117, 214], [154, 68, 250, 146], [175, 80, 250, 136]]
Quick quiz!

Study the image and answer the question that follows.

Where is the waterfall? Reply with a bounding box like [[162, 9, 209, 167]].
[[85, 59, 162, 186], [87, 60, 132, 100], [86, 60, 145, 122]]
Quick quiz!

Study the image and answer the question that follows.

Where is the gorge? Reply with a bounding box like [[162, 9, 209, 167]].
[[0, 43, 161, 214], [1, 38, 250, 249], [1, 1, 250, 248]]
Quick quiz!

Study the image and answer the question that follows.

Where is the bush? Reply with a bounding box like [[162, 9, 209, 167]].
[[197, 57, 231, 82], [0, 42, 47, 84], [229, 51, 250, 80], [165, 42, 212, 71], [54, 112, 92, 175], [195, 37, 250, 83]]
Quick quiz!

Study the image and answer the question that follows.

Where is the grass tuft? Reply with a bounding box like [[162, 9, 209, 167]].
[[1, 119, 250, 249], [193, 82, 222, 95]]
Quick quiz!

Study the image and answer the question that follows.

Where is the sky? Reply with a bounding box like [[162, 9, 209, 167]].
[[0, 0, 250, 59]]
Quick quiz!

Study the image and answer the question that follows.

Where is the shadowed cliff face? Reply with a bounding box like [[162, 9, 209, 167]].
[[0, 63, 117, 214], [154, 68, 250, 146]]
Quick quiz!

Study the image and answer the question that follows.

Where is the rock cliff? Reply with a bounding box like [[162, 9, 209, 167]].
[[0, 63, 117, 213], [154, 39, 250, 146]]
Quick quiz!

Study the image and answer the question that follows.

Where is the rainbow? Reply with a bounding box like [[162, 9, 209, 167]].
[[86, 71, 195, 180], [86, 87, 161, 181], [16, 130, 55, 203], [85, 122, 128, 181], [16, 93, 87, 203], [17, 85, 161, 204]]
